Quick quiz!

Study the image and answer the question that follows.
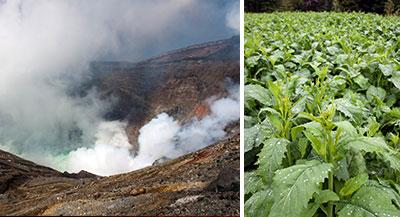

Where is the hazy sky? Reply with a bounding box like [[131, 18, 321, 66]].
[[111, 0, 240, 61], [0, 0, 239, 61]]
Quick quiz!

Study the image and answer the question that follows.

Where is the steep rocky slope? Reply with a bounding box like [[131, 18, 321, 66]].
[[89, 36, 240, 151], [0, 128, 239, 216]]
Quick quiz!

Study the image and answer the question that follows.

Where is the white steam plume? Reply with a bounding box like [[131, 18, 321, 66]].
[[65, 84, 239, 176], [225, 1, 240, 33]]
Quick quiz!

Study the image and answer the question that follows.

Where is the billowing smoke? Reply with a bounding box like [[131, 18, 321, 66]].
[[0, 0, 239, 176], [225, 1, 240, 33], [66, 84, 239, 176]]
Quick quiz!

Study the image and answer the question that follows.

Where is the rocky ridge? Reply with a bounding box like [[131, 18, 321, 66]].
[[0, 127, 239, 216], [90, 36, 240, 152]]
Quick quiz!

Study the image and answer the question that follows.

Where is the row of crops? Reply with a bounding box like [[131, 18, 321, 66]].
[[245, 12, 400, 217]]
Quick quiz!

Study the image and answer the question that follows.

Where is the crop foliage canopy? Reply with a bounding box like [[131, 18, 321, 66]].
[[245, 12, 400, 217]]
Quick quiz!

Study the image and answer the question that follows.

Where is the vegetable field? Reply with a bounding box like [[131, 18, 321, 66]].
[[245, 12, 400, 217]]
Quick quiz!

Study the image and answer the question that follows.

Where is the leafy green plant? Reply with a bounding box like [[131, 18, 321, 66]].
[[245, 12, 400, 217]]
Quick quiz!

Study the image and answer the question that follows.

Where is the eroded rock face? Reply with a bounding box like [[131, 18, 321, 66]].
[[0, 130, 239, 216], [89, 36, 240, 152], [0, 149, 68, 194]]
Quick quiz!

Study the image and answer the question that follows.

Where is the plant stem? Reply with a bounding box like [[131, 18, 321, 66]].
[[326, 127, 335, 217], [287, 146, 293, 166], [327, 171, 334, 217], [283, 118, 293, 166]]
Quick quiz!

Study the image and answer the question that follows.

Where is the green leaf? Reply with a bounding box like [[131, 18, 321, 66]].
[[256, 138, 289, 184], [245, 171, 265, 195], [244, 115, 257, 128], [337, 66, 359, 78], [267, 113, 283, 132], [366, 118, 380, 137], [269, 160, 332, 217], [244, 189, 274, 217], [330, 75, 347, 89], [291, 125, 305, 141], [315, 190, 340, 204], [269, 50, 284, 66], [366, 86, 386, 101], [348, 152, 367, 177], [381, 153, 400, 171], [317, 66, 329, 82], [339, 173, 369, 197], [267, 80, 282, 102], [245, 84, 272, 105], [291, 96, 306, 115], [347, 137, 388, 153], [327, 46, 340, 55], [389, 71, 400, 89], [335, 121, 357, 138], [299, 203, 320, 217], [298, 112, 320, 123], [338, 183, 400, 217], [379, 64, 394, 76], [334, 98, 367, 124], [244, 125, 262, 153], [336, 54, 348, 64], [375, 179, 400, 208], [296, 137, 309, 158], [334, 158, 350, 181], [347, 137, 400, 171], [353, 74, 370, 89], [304, 130, 325, 157], [383, 107, 400, 126], [302, 122, 326, 157], [258, 107, 280, 120]]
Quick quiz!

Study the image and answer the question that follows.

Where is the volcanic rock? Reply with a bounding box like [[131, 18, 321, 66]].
[[89, 35, 240, 153], [0, 130, 239, 215]]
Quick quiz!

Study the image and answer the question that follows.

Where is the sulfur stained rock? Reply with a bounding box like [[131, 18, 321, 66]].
[[130, 187, 146, 196]]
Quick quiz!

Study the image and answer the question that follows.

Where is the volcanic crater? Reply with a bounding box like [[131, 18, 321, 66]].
[[0, 36, 240, 215]]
